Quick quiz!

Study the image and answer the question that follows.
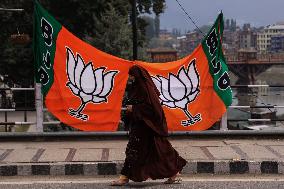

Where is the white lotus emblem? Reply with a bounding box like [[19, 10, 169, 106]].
[[66, 47, 118, 121], [152, 59, 201, 126]]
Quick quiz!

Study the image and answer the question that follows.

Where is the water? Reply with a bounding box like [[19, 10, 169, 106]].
[[228, 64, 284, 130]]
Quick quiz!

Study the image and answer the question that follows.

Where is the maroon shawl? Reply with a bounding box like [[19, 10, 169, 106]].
[[128, 65, 168, 136]]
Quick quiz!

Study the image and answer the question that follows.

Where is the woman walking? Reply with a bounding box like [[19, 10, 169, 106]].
[[111, 65, 187, 186]]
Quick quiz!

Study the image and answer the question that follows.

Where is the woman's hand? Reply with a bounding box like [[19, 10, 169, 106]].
[[126, 105, 133, 113]]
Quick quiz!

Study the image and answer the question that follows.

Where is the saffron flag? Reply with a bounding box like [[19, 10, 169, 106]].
[[135, 13, 232, 131], [34, 1, 232, 131], [34, 1, 133, 131]]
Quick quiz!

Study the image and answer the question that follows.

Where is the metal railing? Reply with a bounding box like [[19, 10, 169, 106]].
[[1, 84, 284, 134], [0, 87, 35, 131]]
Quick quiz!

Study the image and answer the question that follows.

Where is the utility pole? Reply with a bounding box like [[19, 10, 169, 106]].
[[131, 0, 138, 60]]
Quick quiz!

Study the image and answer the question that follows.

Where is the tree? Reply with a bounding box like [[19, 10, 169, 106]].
[[86, 4, 132, 59], [136, 0, 165, 15], [141, 16, 155, 39], [154, 15, 160, 37], [0, 0, 34, 86], [0, 0, 166, 86]]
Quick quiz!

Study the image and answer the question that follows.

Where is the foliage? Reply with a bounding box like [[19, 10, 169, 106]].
[[141, 16, 155, 39], [0, 0, 166, 86], [136, 0, 165, 15], [147, 37, 177, 49], [140, 15, 161, 40], [86, 4, 133, 59], [0, 0, 34, 86], [154, 15, 160, 37]]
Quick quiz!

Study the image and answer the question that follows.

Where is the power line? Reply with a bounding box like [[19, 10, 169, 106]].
[[174, 0, 204, 36]]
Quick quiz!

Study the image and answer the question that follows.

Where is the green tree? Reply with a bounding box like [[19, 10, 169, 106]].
[[86, 4, 132, 59], [154, 15, 160, 37], [0, 0, 34, 86], [136, 0, 165, 15], [0, 0, 166, 86], [141, 16, 155, 39]]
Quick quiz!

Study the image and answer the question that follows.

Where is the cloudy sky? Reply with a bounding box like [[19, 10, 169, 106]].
[[160, 0, 284, 32]]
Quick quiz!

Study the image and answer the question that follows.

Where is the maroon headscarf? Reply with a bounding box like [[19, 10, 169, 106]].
[[128, 65, 168, 136]]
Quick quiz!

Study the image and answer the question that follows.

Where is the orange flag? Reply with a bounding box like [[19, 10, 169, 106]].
[[135, 46, 227, 131], [46, 28, 132, 131], [34, 1, 232, 131], [34, 1, 132, 131], [135, 13, 232, 131]]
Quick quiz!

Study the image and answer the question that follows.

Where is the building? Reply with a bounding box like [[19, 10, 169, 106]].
[[237, 48, 257, 61], [224, 19, 237, 32], [176, 35, 186, 55], [270, 35, 284, 53], [257, 24, 284, 53], [159, 29, 173, 40], [177, 31, 203, 55], [176, 30, 203, 56], [239, 24, 257, 49], [222, 27, 240, 60], [147, 48, 178, 62]]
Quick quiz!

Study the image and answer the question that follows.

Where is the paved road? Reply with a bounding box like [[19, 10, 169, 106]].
[[0, 175, 284, 189], [1, 138, 284, 163], [1, 138, 284, 176]]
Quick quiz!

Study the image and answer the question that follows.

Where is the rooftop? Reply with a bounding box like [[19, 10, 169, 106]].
[[147, 48, 177, 53], [266, 25, 284, 30]]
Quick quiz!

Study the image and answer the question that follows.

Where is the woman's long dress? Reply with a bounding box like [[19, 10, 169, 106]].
[[121, 119, 187, 182], [121, 65, 187, 182]]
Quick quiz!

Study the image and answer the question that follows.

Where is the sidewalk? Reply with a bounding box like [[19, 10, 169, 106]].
[[0, 138, 284, 176]]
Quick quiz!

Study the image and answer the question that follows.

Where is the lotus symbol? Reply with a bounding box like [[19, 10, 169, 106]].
[[66, 47, 118, 121], [152, 59, 201, 127]]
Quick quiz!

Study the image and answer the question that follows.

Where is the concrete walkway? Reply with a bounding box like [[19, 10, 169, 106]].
[[0, 138, 284, 176]]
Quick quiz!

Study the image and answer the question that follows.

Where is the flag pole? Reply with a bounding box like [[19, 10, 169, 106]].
[[131, 0, 138, 60]]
